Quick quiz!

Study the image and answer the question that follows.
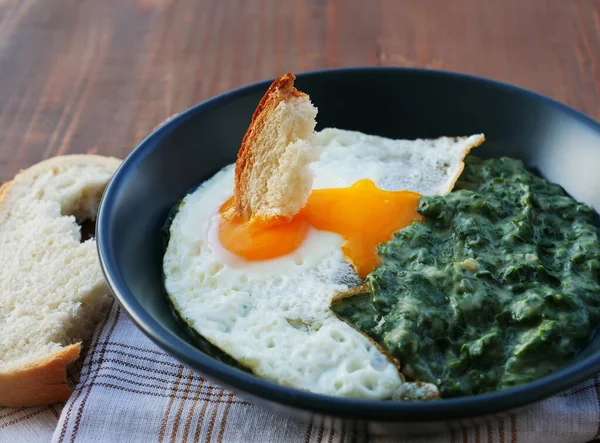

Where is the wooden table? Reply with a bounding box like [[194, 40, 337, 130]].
[[0, 0, 599, 180]]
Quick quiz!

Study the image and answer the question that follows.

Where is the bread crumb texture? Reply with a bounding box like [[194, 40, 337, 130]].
[[0, 155, 120, 406], [233, 73, 319, 220]]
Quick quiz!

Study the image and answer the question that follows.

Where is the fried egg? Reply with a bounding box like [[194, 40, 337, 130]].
[[164, 129, 484, 399]]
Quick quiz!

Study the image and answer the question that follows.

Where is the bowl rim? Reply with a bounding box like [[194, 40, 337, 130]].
[[97, 66, 600, 422]]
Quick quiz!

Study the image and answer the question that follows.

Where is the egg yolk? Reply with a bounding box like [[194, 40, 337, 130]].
[[218, 180, 423, 278], [219, 202, 310, 261]]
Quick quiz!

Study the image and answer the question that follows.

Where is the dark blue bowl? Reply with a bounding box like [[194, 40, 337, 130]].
[[97, 68, 600, 435]]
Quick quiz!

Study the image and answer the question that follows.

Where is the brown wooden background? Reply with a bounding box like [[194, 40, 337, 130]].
[[0, 0, 599, 181]]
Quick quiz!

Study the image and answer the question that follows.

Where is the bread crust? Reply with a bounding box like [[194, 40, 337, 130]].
[[0, 154, 121, 209], [0, 344, 80, 407], [233, 73, 305, 219], [5, 154, 121, 186], [0, 155, 120, 407]]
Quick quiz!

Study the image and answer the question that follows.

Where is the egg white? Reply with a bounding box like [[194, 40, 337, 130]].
[[164, 128, 483, 399], [164, 164, 404, 399]]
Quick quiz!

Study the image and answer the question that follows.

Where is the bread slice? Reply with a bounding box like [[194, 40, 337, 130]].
[[232, 73, 319, 220], [0, 155, 120, 407]]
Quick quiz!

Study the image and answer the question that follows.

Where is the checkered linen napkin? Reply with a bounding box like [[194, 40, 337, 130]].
[[2, 300, 600, 443]]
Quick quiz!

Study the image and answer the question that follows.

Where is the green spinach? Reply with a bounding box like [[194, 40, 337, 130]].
[[332, 156, 600, 397]]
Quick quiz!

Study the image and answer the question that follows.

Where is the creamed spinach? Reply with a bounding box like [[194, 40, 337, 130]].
[[332, 156, 600, 397]]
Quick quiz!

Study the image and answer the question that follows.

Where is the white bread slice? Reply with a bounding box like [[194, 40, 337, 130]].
[[0, 155, 120, 407], [232, 73, 319, 219]]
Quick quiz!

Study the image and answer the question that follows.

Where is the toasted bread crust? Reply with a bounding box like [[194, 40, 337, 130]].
[[0, 344, 80, 407], [233, 73, 306, 219]]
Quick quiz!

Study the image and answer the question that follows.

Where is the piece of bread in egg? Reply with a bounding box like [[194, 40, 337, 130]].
[[0, 155, 120, 407], [232, 72, 319, 220]]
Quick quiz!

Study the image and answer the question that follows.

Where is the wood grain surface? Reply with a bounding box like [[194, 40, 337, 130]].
[[0, 0, 599, 180]]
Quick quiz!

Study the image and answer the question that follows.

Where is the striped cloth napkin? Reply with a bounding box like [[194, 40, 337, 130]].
[[2, 300, 600, 443]]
